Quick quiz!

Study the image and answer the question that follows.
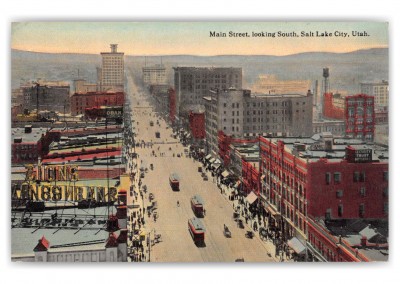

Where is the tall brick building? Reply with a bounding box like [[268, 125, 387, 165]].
[[259, 133, 388, 260]]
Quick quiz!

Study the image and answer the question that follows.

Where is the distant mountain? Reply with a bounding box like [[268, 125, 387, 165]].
[[12, 48, 388, 94]]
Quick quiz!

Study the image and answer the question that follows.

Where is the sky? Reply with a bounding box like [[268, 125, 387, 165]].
[[11, 22, 388, 56]]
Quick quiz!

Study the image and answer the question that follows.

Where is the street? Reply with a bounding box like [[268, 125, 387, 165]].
[[126, 70, 278, 262]]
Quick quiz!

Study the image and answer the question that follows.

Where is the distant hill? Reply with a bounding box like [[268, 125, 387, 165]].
[[12, 48, 388, 93]]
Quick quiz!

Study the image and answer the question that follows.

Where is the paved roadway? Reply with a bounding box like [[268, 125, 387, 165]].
[[126, 71, 276, 262]]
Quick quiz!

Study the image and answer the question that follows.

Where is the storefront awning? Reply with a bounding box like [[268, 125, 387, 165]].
[[246, 191, 258, 205], [287, 237, 306, 255], [205, 154, 212, 160], [211, 163, 221, 170], [233, 181, 241, 189], [221, 170, 230, 178]]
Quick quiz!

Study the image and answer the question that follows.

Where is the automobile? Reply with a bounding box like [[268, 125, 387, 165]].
[[203, 175, 208, 181], [140, 172, 145, 178], [177, 153, 181, 157]]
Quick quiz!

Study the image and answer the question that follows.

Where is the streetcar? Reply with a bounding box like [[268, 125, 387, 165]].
[[190, 195, 204, 217], [188, 217, 205, 246], [169, 173, 180, 191]]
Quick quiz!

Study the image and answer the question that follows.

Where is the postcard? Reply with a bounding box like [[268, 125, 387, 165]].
[[11, 22, 388, 262]]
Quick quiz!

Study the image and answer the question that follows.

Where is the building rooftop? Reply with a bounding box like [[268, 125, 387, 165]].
[[11, 127, 48, 144], [173, 66, 241, 71], [11, 207, 112, 256], [265, 133, 388, 163], [320, 219, 389, 262]]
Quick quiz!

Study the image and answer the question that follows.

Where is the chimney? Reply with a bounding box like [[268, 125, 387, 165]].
[[25, 125, 32, 134], [360, 235, 367, 247]]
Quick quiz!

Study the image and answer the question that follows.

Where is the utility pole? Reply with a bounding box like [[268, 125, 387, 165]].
[[34, 82, 40, 120]]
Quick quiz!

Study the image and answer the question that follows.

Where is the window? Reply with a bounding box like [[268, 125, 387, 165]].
[[383, 187, 388, 197], [353, 172, 359, 182], [325, 173, 331, 185], [360, 172, 366, 182], [338, 204, 343, 217], [360, 187, 366, 197], [359, 204, 365, 218], [383, 171, 388, 181], [223, 103, 227, 107], [334, 172, 341, 184], [325, 208, 332, 220], [336, 190, 343, 198]]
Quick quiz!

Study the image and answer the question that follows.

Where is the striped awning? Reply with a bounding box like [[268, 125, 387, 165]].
[[288, 237, 306, 255], [221, 170, 230, 178]]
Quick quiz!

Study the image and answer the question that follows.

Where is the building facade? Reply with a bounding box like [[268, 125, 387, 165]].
[[204, 88, 313, 156], [252, 74, 311, 95], [100, 44, 124, 92], [188, 110, 206, 140], [173, 67, 242, 116], [312, 119, 346, 136], [259, 134, 388, 261], [323, 92, 346, 120], [345, 94, 375, 141], [70, 92, 125, 115], [143, 65, 167, 85], [21, 81, 70, 113], [360, 80, 388, 109]]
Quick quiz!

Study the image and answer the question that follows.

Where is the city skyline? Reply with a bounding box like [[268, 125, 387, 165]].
[[12, 22, 388, 56]]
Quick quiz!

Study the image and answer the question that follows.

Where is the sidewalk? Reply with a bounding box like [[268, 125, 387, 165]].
[[206, 169, 292, 263]]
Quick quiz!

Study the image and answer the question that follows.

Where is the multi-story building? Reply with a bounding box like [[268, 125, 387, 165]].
[[345, 94, 375, 141], [252, 74, 311, 95], [313, 119, 346, 136], [73, 78, 98, 93], [100, 44, 124, 92], [204, 88, 313, 156], [11, 125, 60, 164], [20, 81, 70, 113], [360, 80, 388, 109], [70, 91, 125, 116], [173, 67, 242, 116], [143, 64, 167, 85], [188, 110, 206, 140], [259, 133, 388, 261], [323, 92, 346, 120]]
